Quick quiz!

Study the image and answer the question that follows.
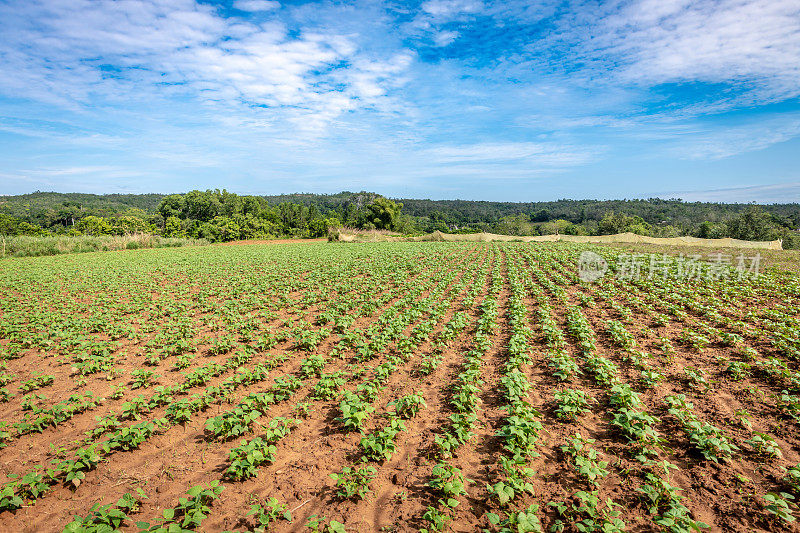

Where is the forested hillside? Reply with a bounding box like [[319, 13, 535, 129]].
[[1, 190, 798, 247]]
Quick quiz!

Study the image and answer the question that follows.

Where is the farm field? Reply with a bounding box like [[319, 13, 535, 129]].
[[600, 243, 800, 274], [0, 242, 799, 532]]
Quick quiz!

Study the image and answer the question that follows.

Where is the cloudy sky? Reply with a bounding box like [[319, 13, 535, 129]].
[[0, 0, 799, 201]]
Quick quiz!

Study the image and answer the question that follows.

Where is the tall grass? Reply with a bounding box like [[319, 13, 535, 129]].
[[0, 233, 207, 258], [328, 227, 403, 242]]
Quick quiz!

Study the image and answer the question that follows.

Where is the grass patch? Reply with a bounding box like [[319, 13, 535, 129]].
[[0, 233, 207, 258]]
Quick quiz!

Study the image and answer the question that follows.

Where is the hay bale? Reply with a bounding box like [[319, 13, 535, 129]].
[[402, 231, 782, 249]]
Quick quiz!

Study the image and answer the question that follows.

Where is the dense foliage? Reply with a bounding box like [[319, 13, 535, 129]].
[[1, 191, 797, 246], [0, 191, 408, 243]]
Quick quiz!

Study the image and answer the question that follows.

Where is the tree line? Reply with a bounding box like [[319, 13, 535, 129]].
[[0, 190, 798, 247], [0, 190, 407, 242]]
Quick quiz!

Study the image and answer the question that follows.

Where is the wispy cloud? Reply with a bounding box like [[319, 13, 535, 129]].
[[653, 181, 800, 203], [544, 0, 800, 108], [233, 0, 280, 12], [0, 166, 149, 193], [0, 0, 412, 132], [0, 0, 798, 199], [425, 142, 601, 167], [421, 0, 484, 17], [667, 116, 800, 160]]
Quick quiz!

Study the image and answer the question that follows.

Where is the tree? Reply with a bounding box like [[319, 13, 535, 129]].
[[233, 213, 275, 239], [496, 214, 536, 236], [183, 190, 221, 221], [540, 219, 580, 235], [158, 195, 186, 220], [697, 220, 725, 239], [308, 218, 329, 238], [108, 216, 150, 235], [239, 196, 262, 217], [164, 216, 184, 237], [726, 206, 779, 242], [597, 212, 651, 236], [530, 209, 550, 222], [366, 198, 402, 230], [0, 214, 45, 236], [76, 216, 112, 236], [56, 201, 81, 227], [210, 216, 241, 241]]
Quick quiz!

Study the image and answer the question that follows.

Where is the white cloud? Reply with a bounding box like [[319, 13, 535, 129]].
[[1, 0, 798, 198], [233, 0, 280, 12], [556, 0, 800, 105], [25, 166, 123, 177], [405, 0, 484, 47], [0, 0, 413, 133], [432, 30, 460, 47], [667, 115, 800, 160], [426, 142, 601, 167], [421, 0, 484, 18], [0, 166, 147, 193]]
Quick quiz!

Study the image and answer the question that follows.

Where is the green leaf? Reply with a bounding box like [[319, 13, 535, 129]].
[[328, 520, 346, 533]]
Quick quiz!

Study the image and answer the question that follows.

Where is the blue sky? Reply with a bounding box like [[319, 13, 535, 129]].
[[1, 0, 799, 202]]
